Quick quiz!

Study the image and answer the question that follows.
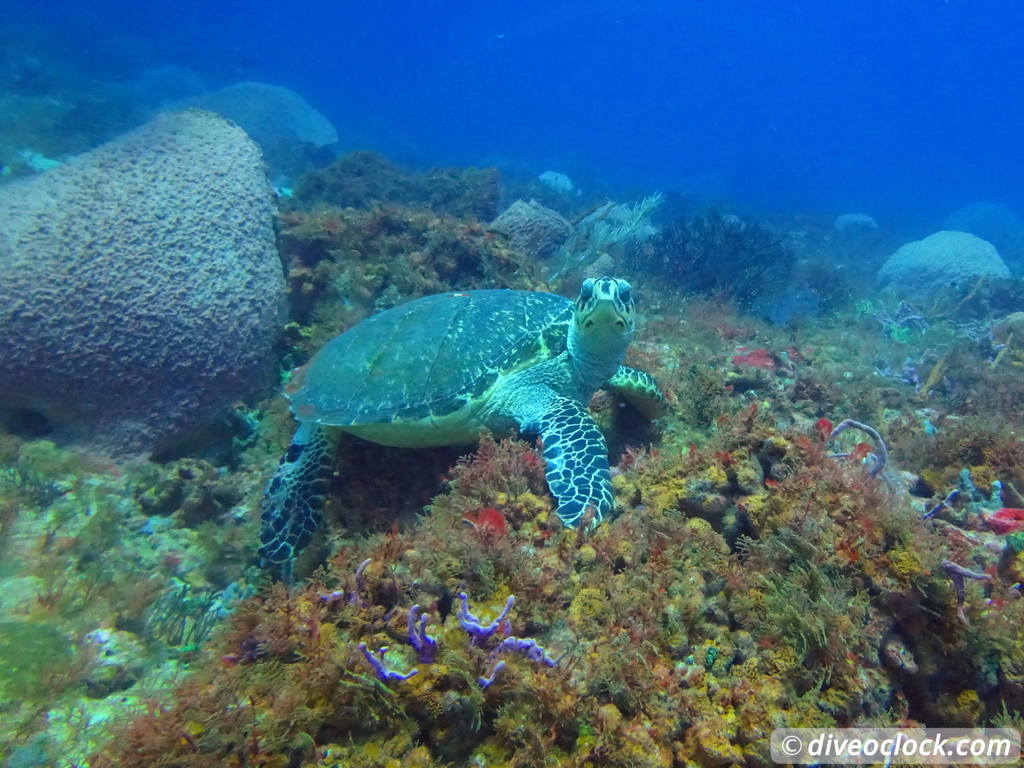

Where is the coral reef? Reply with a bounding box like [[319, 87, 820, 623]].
[[83, 396, 1024, 766], [0, 109, 286, 457], [1, 142, 1023, 766]]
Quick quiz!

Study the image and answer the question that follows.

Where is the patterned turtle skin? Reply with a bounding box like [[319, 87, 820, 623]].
[[259, 277, 665, 579]]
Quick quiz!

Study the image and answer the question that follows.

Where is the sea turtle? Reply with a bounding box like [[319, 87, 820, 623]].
[[259, 277, 665, 577]]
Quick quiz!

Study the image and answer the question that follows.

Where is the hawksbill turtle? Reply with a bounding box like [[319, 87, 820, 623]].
[[259, 277, 665, 577]]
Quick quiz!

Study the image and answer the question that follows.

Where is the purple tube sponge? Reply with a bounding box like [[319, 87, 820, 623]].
[[478, 660, 506, 689], [495, 636, 560, 667], [358, 643, 418, 682], [941, 559, 993, 625], [828, 418, 888, 477], [407, 605, 438, 663], [923, 489, 960, 520], [458, 592, 514, 643]]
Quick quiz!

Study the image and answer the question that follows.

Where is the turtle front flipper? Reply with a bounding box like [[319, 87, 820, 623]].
[[606, 365, 667, 419], [258, 422, 334, 580], [524, 396, 615, 528]]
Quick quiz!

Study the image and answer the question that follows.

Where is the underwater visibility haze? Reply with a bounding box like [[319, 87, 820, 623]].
[[1, 2, 1024, 766]]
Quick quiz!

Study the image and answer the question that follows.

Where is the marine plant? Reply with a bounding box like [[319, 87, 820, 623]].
[[549, 192, 664, 280], [634, 210, 795, 306]]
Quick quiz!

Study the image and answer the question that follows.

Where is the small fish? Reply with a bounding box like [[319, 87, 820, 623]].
[[236, 55, 263, 71]]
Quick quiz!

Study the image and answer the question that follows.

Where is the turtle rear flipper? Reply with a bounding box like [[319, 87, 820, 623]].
[[524, 395, 614, 528], [258, 422, 334, 580]]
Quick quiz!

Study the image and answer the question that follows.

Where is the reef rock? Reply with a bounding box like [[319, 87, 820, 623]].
[[82, 628, 147, 698], [834, 212, 878, 231], [877, 230, 1010, 299], [0, 109, 286, 456], [178, 81, 338, 151], [490, 199, 572, 260]]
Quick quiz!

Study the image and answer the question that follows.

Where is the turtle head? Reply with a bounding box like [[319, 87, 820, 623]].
[[569, 277, 635, 386], [574, 276, 636, 342]]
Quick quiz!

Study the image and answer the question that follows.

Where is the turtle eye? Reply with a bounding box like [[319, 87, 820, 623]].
[[579, 279, 595, 304]]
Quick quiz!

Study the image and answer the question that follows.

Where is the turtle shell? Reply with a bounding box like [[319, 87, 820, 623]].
[[288, 289, 572, 426]]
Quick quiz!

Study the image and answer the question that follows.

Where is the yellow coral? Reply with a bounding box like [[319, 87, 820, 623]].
[[687, 717, 743, 765], [1008, 550, 1024, 584], [705, 463, 729, 490], [597, 702, 623, 730], [920, 467, 950, 494], [762, 435, 791, 455], [732, 456, 762, 493], [614, 538, 636, 565], [887, 548, 924, 581], [818, 686, 852, 715], [515, 491, 550, 513], [968, 464, 996, 494], [569, 587, 608, 633], [683, 517, 714, 536], [741, 491, 771, 516], [956, 688, 982, 710], [766, 645, 800, 675], [576, 544, 597, 566]]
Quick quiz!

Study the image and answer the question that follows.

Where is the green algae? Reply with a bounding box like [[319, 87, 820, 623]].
[[0, 620, 72, 699]]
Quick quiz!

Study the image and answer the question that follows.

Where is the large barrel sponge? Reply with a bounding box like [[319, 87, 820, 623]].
[[0, 109, 286, 455]]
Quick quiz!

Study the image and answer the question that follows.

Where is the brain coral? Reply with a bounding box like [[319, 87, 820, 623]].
[[0, 109, 286, 456], [877, 230, 1010, 300], [489, 199, 572, 260], [177, 81, 338, 150]]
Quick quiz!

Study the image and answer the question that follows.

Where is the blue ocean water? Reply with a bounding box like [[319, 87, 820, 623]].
[[8, 0, 1024, 220]]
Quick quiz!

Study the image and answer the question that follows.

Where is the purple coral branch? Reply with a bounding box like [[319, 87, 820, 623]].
[[923, 489, 960, 520], [458, 592, 515, 643], [941, 559, 994, 625], [352, 557, 372, 605], [478, 660, 506, 689], [828, 419, 888, 477], [358, 642, 418, 682], [495, 636, 560, 667], [318, 557, 374, 608], [356, 591, 560, 690], [407, 605, 438, 663]]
